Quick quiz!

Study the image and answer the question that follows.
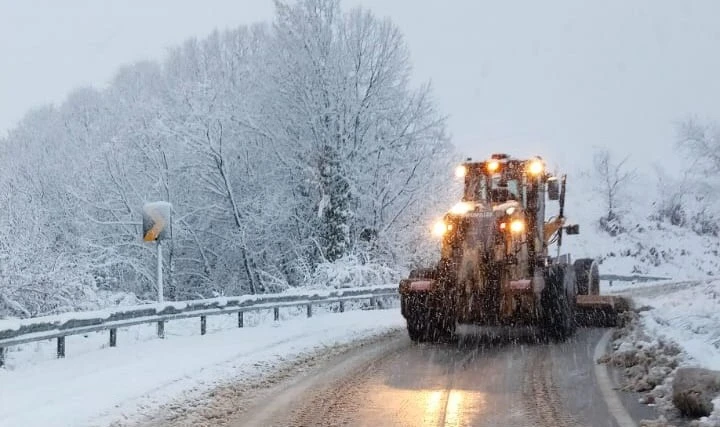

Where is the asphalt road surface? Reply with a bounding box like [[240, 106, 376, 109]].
[[234, 328, 656, 427]]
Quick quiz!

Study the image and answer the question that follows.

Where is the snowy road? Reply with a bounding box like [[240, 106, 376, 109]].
[[2, 302, 672, 426], [213, 328, 657, 427]]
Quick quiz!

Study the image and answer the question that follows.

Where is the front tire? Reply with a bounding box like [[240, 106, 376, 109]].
[[541, 264, 576, 340], [402, 294, 455, 343]]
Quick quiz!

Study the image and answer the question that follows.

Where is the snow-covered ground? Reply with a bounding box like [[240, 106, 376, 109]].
[[606, 279, 720, 425], [0, 306, 405, 427], [627, 280, 720, 372], [632, 280, 720, 426]]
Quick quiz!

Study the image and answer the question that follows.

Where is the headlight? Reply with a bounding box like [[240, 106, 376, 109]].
[[528, 159, 544, 175], [449, 201, 474, 215], [455, 165, 467, 178], [432, 220, 448, 237], [510, 219, 525, 233]]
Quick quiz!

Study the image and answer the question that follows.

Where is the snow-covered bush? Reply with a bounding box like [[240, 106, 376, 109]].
[[651, 166, 687, 227], [307, 254, 398, 289]]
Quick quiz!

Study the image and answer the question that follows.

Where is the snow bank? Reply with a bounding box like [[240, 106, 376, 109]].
[[636, 281, 720, 371], [604, 280, 720, 426], [0, 307, 405, 427], [634, 281, 720, 426], [600, 312, 682, 414]]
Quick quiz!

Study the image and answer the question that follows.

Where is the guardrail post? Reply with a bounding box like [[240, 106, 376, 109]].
[[109, 328, 117, 347], [201, 315, 207, 335], [157, 321, 165, 338], [339, 301, 345, 313], [0, 347, 5, 367], [57, 336, 66, 358], [306, 304, 312, 318], [370, 297, 377, 309], [274, 307, 280, 321], [238, 311, 244, 328]]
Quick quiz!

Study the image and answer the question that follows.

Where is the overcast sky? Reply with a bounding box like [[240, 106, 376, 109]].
[[1, 0, 719, 172]]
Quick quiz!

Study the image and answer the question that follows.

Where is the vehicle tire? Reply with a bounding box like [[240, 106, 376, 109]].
[[406, 311, 427, 342], [403, 295, 454, 343], [403, 294, 431, 342], [574, 258, 600, 295], [406, 311, 455, 343], [403, 267, 454, 343], [541, 264, 575, 340], [428, 311, 455, 343]]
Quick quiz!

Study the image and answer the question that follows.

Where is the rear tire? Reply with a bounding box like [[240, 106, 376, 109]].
[[541, 264, 576, 341], [402, 294, 455, 343], [428, 311, 455, 343], [406, 309, 426, 342], [402, 266, 455, 343], [574, 258, 600, 295]]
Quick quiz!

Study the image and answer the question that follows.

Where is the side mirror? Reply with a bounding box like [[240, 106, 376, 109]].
[[547, 177, 560, 200], [565, 224, 580, 235]]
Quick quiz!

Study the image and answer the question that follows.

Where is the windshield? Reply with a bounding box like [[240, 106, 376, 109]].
[[490, 176, 521, 203], [465, 173, 523, 205]]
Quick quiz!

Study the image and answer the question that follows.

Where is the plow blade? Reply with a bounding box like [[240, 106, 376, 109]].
[[575, 295, 632, 327]]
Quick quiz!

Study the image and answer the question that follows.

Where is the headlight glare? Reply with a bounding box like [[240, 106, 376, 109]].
[[510, 219, 525, 233], [432, 220, 448, 237], [528, 159, 544, 175], [449, 201, 474, 215]]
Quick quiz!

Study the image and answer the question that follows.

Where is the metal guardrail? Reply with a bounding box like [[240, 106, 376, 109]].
[[613, 279, 708, 298], [599, 274, 672, 283], [0, 285, 398, 367]]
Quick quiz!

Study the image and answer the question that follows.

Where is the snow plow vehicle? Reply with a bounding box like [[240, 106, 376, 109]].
[[399, 154, 627, 342]]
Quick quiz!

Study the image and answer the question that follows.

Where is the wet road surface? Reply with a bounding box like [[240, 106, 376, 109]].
[[234, 328, 656, 426]]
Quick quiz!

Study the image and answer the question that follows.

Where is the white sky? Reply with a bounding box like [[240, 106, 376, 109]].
[[1, 0, 719, 172]]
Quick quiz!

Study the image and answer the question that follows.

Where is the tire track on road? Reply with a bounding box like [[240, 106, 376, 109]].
[[523, 345, 584, 427]]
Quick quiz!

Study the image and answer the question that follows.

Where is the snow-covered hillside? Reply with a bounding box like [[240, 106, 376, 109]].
[[563, 167, 720, 280]]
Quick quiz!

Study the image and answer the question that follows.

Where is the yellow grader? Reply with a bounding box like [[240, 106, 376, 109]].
[[399, 154, 626, 342]]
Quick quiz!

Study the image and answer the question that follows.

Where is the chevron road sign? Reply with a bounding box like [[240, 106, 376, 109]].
[[143, 202, 172, 242]]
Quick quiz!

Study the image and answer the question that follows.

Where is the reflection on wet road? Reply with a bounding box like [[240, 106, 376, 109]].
[[235, 328, 655, 426]]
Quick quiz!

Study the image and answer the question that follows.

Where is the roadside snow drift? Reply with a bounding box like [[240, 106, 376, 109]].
[[607, 280, 720, 425], [0, 308, 404, 427]]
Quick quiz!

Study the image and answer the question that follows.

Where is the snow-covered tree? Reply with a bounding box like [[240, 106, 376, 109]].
[[675, 118, 720, 236], [0, 0, 455, 317], [592, 148, 636, 235]]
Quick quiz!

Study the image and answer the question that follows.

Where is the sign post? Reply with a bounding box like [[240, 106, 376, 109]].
[[156, 241, 163, 303], [143, 202, 172, 304]]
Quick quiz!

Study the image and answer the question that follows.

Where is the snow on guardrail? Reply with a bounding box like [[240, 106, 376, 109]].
[[600, 274, 672, 283], [0, 285, 398, 366]]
